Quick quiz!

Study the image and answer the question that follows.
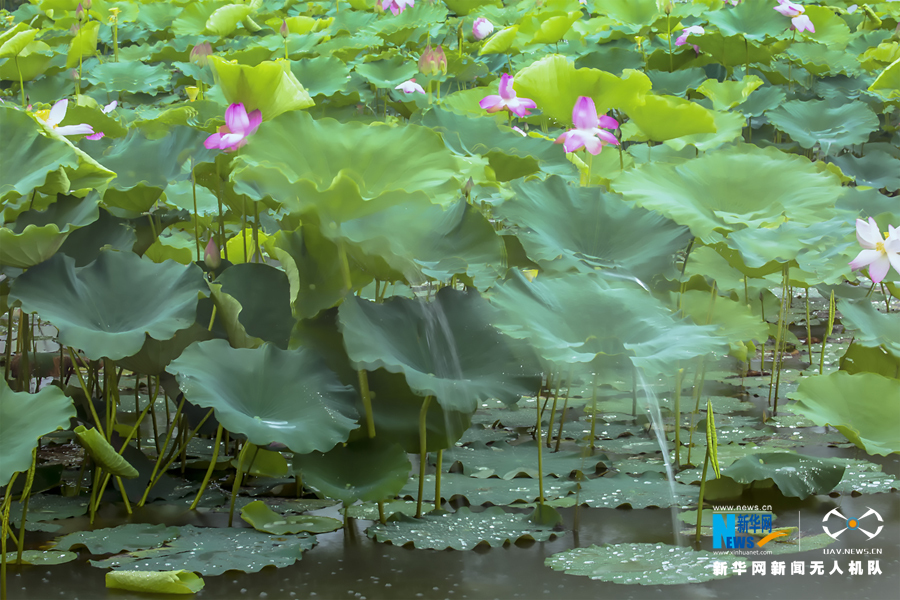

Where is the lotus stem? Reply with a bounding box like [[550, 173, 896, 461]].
[[241, 197, 248, 263], [673, 368, 684, 468], [805, 288, 812, 364], [536, 392, 545, 507], [588, 373, 598, 450], [138, 396, 185, 507], [15, 56, 24, 108], [68, 348, 105, 437], [151, 408, 214, 494], [819, 290, 835, 375], [148, 374, 160, 454], [191, 424, 224, 510], [358, 370, 375, 438], [416, 396, 432, 518], [667, 15, 673, 73], [631, 365, 638, 417], [253, 201, 260, 264], [554, 382, 570, 453], [134, 376, 141, 451], [4, 308, 13, 384], [685, 357, 706, 465], [192, 161, 201, 262], [337, 240, 353, 293], [16, 313, 29, 392], [694, 447, 710, 544], [93, 396, 154, 510], [1, 472, 20, 600], [768, 265, 789, 410], [228, 442, 254, 527], [677, 237, 695, 313], [546, 371, 561, 447], [434, 449, 442, 512], [15, 448, 37, 565]]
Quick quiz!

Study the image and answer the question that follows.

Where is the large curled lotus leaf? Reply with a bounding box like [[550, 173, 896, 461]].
[[366, 506, 561, 551], [0, 23, 37, 58], [789, 371, 900, 456], [337, 288, 541, 413], [167, 340, 359, 453], [836, 299, 900, 358], [612, 144, 843, 244], [514, 55, 652, 124], [0, 106, 116, 203], [232, 448, 288, 478], [625, 94, 716, 142], [55, 523, 180, 554], [84, 61, 171, 96], [705, 0, 786, 41], [0, 41, 52, 82], [784, 44, 859, 78], [9, 252, 207, 361], [290, 56, 352, 97], [478, 25, 518, 55], [91, 525, 315, 575], [171, 0, 226, 35], [497, 176, 690, 281], [839, 342, 900, 379], [720, 217, 850, 271], [766, 100, 879, 155], [214, 263, 294, 349], [868, 57, 900, 100], [662, 109, 745, 153], [530, 11, 582, 45], [546, 543, 746, 584], [722, 453, 846, 499], [0, 194, 99, 268], [117, 325, 214, 376], [205, 3, 253, 35], [0, 379, 75, 487], [737, 85, 786, 117], [293, 438, 411, 505], [696, 76, 764, 111], [65, 20, 99, 69], [678, 290, 769, 348], [106, 570, 204, 595], [488, 271, 724, 374], [800, 5, 851, 48], [231, 111, 463, 220], [208, 56, 313, 121], [241, 501, 343, 535], [354, 56, 419, 89], [443, 0, 502, 17], [73, 426, 139, 478], [829, 151, 900, 193]]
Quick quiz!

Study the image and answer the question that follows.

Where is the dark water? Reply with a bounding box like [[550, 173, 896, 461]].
[[7, 452, 898, 600]]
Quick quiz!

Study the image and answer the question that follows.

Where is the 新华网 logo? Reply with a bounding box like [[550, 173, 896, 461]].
[[712, 510, 787, 549], [822, 507, 883, 540]]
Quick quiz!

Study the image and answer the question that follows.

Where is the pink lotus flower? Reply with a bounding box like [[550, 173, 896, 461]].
[[479, 74, 537, 118], [675, 25, 704, 47], [554, 96, 619, 155], [34, 99, 94, 136], [774, 0, 815, 33], [849, 218, 900, 283], [473, 17, 494, 40], [382, 0, 414, 16], [204, 103, 262, 153], [395, 78, 425, 94], [84, 102, 117, 140]]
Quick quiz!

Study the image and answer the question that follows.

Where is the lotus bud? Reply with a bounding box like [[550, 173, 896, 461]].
[[70, 23, 80, 36], [434, 45, 447, 75], [70, 68, 80, 81], [464, 177, 473, 197], [185, 86, 199, 102], [76, 3, 84, 20], [190, 42, 212, 67], [473, 17, 494, 40], [664, 1, 673, 16], [418, 45, 437, 75], [280, 19, 289, 39], [83, 0, 91, 9], [204, 238, 221, 270]]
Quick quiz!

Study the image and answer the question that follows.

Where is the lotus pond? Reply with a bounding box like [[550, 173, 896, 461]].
[[1, 0, 900, 598]]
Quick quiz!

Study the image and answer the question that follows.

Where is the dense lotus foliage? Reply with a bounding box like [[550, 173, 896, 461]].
[[1, 0, 899, 594]]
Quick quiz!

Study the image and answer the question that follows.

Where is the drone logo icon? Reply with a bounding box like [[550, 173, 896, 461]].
[[822, 507, 883, 540]]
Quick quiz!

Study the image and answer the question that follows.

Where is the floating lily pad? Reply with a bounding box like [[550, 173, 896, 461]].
[[0, 379, 75, 487], [7, 494, 89, 532], [344, 500, 419, 520], [55, 523, 180, 555], [241, 501, 342, 535], [3, 550, 77, 565], [366, 506, 561, 550], [829, 458, 899, 495], [440, 441, 604, 479], [722, 453, 845, 499], [106, 570, 204, 595], [401, 473, 577, 506], [576, 472, 699, 509], [546, 543, 746, 584], [92, 525, 316, 575]]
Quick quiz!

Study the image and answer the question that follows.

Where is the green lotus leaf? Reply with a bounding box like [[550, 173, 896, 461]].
[[489, 271, 724, 374], [736, 85, 786, 116], [837, 299, 900, 358], [84, 61, 171, 95], [679, 290, 768, 350], [697, 76, 764, 111], [167, 340, 359, 453], [626, 94, 716, 142], [290, 56, 352, 97], [241, 501, 342, 535], [514, 55, 652, 124], [62, 100, 128, 140], [785, 43, 860, 77], [663, 109, 745, 153], [355, 56, 418, 89], [868, 57, 900, 99], [444, 0, 502, 16], [789, 371, 900, 456], [839, 342, 900, 379], [367, 506, 561, 550], [56, 523, 179, 554], [66, 20, 99, 68], [3, 550, 77, 565], [645, 68, 707, 97], [613, 144, 843, 243], [0, 194, 99, 268], [205, 3, 252, 36], [337, 288, 540, 413], [801, 5, 851, 48], [92, 525, 315, 575], [530, 11, 581, 45], [73, 425, 139, 478], [0, 379, 75, 487], [293, 438, 411, 505], [497, 176, 690, 281], [231, 447, 288, 477], [440, 441, 604, 480], [723, 453, 845, 498], [0, 40, 52, 81], [546, 543, 745, 584], [9, 252, 207, 360], [171, 1, 227, 36], [106, 570, 204, 595], [830, 151, 900, 192], [0, 106, 116, 203], [209, 56, 313, 121], [705, 0, 786, 41], [479, 25, 518, 55], [720, 217, 850, 273], [599, 0, 662, 31], [214, 264, 294, 349], [692, 32, 777, 69], [231, 111, 463, 221], [576, 472, 699, 509], [0, 23, 36, 58], [402, 473, 577, 505], [57, 207, 136, 267], [766, 100, 879, 155]]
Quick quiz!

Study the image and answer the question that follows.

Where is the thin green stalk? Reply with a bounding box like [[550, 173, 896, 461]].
[[228, 442, 254, 527], [588, 373, 598, 450], [4, 308, 14, 384], [805, 288, 812, 364], [1, 473, 20, 600], [667, 15, 673, 72], [536, 391, 545, 508], [15, 449, 37, 565], [15, 56, 24, 108], [767, 265, 789, 409], [416, 396, 432, 518], [138, 396, 186, 507], [192, 161, 201, 262], [252, 202, 260, 264], [434, 449, 442, 512], [358, 370, 375, 438], [190, 424, 224, 510], [685, 358, 707, 466], [68, 348, 105, 437], [820, 290, 835, 374], [546, 371, 561, 447], [694, 448, 710, 544], [677, 237, 696, 313], [673, 368, 684, 468]]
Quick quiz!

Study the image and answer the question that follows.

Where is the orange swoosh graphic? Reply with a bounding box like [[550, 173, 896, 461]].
[[756, 531, 790, 547]]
